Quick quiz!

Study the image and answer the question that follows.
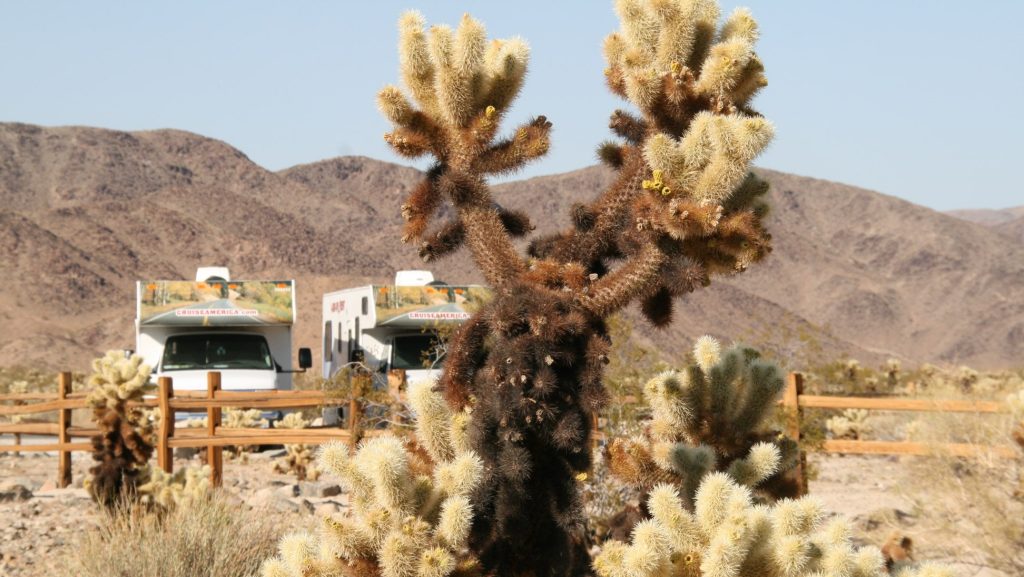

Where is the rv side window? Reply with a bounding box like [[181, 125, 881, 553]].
[[323, 321, 332, 361], [337, 322, 343, 352], [361, 297, 369, 315], [391, 334, 445, 370], [354, 318, 360, 350]]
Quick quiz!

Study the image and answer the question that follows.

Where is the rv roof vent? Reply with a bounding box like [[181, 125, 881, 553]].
[[196, 267, 231, 282], [394, 270, 434, 286]]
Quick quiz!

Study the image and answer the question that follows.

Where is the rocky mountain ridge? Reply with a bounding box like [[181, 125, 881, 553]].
[[2, 122, 1022, 370]]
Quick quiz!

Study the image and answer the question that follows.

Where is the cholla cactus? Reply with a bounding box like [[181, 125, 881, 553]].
[[825, 409, 873, 441], [8, 380, 28, 424], [841, 359, 860, 382], [377, 1, 775, 573], [224, 407, 269, 460], [85, 350, 154, 508], [593, 474, 952, 577], [273, 412, 320, 481], [607, 337, 798, 508], [955, 366, 979, 392], [137, 463, 211, 509], [261, 380, 483, 577], [225, 407, 269, 428], [883, 358, 901, 388]]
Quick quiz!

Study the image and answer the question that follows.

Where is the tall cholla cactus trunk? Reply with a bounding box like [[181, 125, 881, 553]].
[[377, 2, 773, 575], [262, 380, 483, 577], [85, 350, 154, 508], [607, 336, 800, 510], [593, 475, 953, 577]]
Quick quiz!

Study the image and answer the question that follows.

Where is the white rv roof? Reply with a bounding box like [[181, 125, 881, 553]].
[[394, 270, 435, 286], [196, 266, 231, 282]]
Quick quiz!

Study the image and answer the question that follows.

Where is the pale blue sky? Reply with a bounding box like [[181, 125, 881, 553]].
[[2, 1, 1021, 210]]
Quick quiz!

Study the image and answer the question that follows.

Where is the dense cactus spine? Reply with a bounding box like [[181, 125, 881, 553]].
[[261, 381, 485, 577], [606, 337, 800, 508], [85, 350, 155, 508], [372, 1, 776, 575], [593, 474, 953, 577]]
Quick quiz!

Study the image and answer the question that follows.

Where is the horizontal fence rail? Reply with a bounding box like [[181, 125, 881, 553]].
[[0, 371, 367, 488], [1, 371, 1019, 490]]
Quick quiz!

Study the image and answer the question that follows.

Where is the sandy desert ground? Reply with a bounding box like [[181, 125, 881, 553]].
[[0, 448, 999, 577]]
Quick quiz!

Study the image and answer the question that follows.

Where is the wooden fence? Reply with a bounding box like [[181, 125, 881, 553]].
[[780, 372, 1016, 459], [0, 371, 366, 488], [0, 372, 1017, 491]]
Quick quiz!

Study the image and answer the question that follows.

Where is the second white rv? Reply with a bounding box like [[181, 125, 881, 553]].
[[320, 270, 489, 422]]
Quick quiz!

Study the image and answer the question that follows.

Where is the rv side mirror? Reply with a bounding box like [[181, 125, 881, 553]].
[[298, 348, 313, 370]]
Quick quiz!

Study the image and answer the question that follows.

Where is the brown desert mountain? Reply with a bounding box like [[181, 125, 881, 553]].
[[947, 206, 1024, 246], [1, 122, 1022, 372]]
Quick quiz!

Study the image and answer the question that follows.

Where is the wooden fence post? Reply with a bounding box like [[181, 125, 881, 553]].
[[207, 372, 223, 487], [783, 372, 808, 495], [57, 372, 73, 488], [157, 377, 175, 474]]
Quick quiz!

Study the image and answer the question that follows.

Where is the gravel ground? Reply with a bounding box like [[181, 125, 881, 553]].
[[0, 450, 1009, 577]]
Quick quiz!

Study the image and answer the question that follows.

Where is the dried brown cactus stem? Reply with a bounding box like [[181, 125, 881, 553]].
[[579, 242, 667, 318], [459, 203, 528, 288], [533, 150, 647, 265]]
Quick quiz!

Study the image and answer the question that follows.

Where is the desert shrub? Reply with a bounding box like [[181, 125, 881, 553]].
[[85, 350, 155, 508], [894, 391, 1024, 574], [66, 491, 280, 577], [603, 315, 670, 428], [582, 420, 645, 545]]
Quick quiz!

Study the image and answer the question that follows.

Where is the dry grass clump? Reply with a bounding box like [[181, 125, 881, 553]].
[[66, 491, 282, 577], [896, 395, 1024, 574]]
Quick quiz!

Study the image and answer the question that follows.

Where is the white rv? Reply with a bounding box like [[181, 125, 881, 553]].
[[320, 270, 489, 423], [136, 267, 312, 393]]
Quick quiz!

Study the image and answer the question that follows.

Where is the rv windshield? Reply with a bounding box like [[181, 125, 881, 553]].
[[391, 334, 445, 370], [161, 334, 274, 371]]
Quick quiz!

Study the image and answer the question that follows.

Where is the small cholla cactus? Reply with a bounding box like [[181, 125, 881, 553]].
[[842, 359, 861, 382], [224, 407, 269, 460], [903, 419, 924, 442], [273, 412, 320, 481], [825, 409, 873, 441], [261, 380, 483, 577], [225, 407, 269, 428], [593, 474, 953, 577], [85, 350, 154, 508], [137, 463, 211, 509], [607, 337, 799, 508], [883, 358, 901, 388], [955, 366, 979, 392], [8, 380, 28, 424]]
